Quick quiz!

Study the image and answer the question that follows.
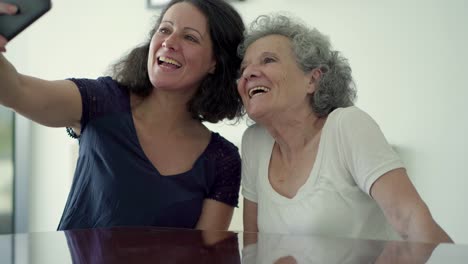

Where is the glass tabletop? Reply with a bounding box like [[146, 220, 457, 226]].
[[0, 226, 467, 263]]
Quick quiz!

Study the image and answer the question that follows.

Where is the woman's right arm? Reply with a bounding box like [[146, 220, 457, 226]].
[[0, 3, 82, 130], [243, 198, 259, 233]]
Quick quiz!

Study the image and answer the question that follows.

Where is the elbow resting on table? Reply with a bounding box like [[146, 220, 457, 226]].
[[388, 201, 453, 243]]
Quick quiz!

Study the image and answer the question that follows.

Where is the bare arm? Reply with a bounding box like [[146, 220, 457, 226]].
[[243, 198, 259, 233], [195, 199, 234, 231], [1, 50, 81, 129], [371, 168, 453, 243]]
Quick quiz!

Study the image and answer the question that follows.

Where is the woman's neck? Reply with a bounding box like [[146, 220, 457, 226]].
[[264, 109, 326, 162], [131, 90, 201, 134]]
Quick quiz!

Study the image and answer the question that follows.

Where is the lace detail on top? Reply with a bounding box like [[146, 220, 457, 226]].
[[204, 133, 241, 207], [65, 76, 129, 139], [66, 127, 79, 139]]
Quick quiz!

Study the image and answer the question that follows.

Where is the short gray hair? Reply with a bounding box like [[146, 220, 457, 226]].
[[238, 14, 356, 117]]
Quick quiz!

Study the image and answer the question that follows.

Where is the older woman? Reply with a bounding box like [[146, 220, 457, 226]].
[[237, 14, 452, 243]]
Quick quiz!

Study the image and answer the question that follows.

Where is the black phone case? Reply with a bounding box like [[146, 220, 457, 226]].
[[0, 0, 51, 41]]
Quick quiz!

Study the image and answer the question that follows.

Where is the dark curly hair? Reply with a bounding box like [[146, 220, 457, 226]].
[[110, 0, 245, 123]]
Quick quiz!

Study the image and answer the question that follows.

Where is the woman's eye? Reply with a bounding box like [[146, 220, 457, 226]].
[[158, 27, 170, 34], [185, 35, 199, 43], [263, 57, 276, 64]]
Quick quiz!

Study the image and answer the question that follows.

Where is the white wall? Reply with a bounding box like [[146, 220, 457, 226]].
[[6, 0, 468, 243]]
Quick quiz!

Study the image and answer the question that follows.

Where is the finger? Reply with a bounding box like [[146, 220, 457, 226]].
[[0, 3, 18, 14], [0, 35, 8, 50]]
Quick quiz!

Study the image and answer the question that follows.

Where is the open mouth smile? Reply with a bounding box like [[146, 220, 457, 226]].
[[158, 56, 182, 68], [248, 86, 270, 98]]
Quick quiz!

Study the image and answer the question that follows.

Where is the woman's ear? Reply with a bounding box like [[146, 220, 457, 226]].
[[312, 68, 322, 81], [306, 68, 322, 93]]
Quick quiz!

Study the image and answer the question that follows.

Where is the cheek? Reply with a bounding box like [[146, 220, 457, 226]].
[[149, 34, 164, 54], [278, 73, 288, 85], [148, 39, 165, 68], [149, 34, 157, 50], [236, 79, 247, 97], [196, 52, 215, 71], [147, 43, 157, 65], [236, 80, 242, 93]]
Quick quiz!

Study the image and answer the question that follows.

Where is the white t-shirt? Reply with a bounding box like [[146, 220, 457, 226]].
[[241, 106, 404, 240]]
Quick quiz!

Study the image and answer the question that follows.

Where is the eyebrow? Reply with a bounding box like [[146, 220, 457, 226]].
[[261, 51, 278, 58], [241, 51, 278, 68], [160, 20, 205, 40]]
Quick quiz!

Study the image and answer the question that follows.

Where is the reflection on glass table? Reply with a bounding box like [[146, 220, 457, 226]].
[[1, 227, 468, 263], [242, 232, 467, 264]]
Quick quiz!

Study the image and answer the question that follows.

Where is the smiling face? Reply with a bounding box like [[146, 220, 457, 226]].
[[147, 2, 216, 94], [237, 34, 315, 122]]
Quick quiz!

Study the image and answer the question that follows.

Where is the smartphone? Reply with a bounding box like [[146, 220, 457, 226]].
[[0, 0, 51, 41]]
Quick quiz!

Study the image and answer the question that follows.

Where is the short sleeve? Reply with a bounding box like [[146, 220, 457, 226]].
[[240, 125, 259, 203], [66, 77, 129, 137], [207, 136, 241, 207], [336, 107, 405, 195]]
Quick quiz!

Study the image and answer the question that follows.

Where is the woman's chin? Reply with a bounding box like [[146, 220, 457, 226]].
[[247, 108, 269, 124]]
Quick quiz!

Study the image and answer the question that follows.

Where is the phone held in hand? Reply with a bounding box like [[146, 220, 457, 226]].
[[0, 0, 51, 41]]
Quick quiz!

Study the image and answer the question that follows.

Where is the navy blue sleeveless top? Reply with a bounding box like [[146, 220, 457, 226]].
[[58, 77, 241, 230]]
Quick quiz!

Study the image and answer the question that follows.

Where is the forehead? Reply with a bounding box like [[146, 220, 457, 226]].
[[245, 34, 293, 58], [162, 2, 209, 32]]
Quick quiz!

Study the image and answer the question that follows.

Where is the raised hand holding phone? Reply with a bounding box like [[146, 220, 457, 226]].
[[0, 2, 18, 51], [0, 0, 51, 48]]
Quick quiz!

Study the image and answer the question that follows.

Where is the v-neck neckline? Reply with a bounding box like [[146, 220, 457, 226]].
[[262, 122, 328, 202], [125, 91, 214, 177]]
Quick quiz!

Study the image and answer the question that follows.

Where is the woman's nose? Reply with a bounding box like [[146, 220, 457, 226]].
[[162, 35, 179, 50], [242, 65, 260, 80]]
